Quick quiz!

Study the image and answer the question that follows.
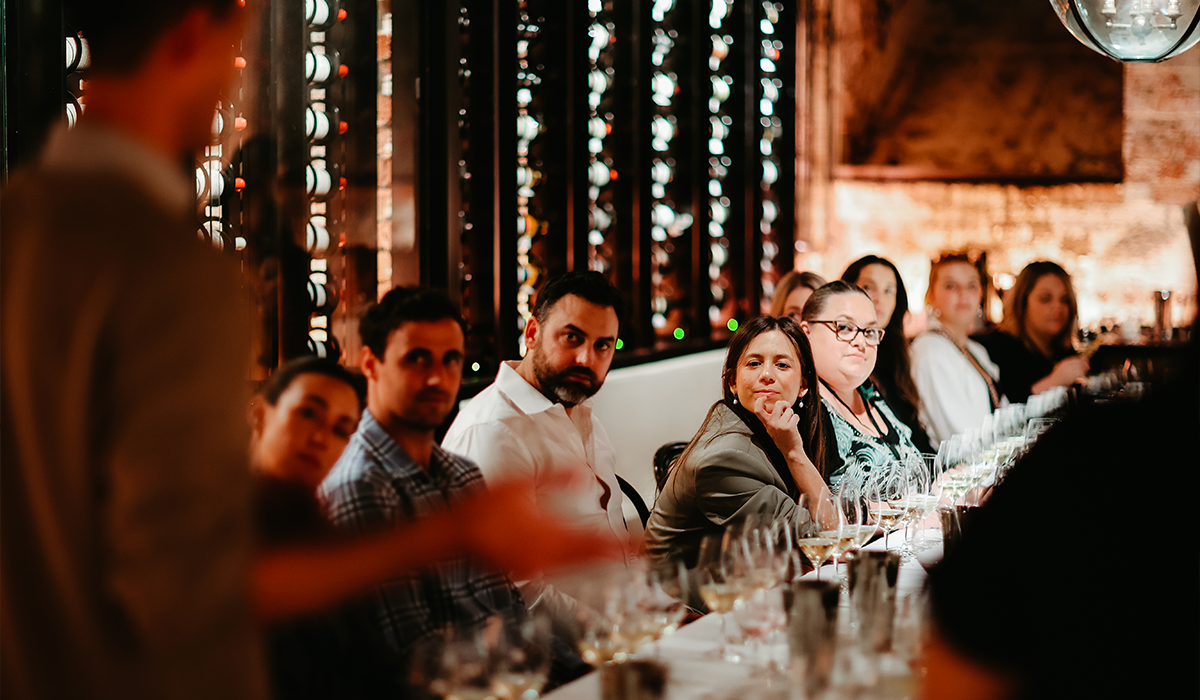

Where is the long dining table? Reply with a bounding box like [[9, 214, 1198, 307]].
[[545, 533, 932, 700]]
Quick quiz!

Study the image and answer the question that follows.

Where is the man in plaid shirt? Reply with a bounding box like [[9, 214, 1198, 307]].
[[319, 287, 525, 655]]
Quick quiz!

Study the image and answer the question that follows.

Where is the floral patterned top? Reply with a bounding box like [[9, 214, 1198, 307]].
[[820, 383, 924, 489]]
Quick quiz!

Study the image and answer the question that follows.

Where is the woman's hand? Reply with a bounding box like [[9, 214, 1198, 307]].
[[1034, 355, 1089, 394], [753, 396, 827, 506], [1050, 356, 1089, 386], [753, 395, 806, 463]]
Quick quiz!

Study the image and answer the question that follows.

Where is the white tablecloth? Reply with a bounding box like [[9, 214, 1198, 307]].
[[545, 533, 930, 700]]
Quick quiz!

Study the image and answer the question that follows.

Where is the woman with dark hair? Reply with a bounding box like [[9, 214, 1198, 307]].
[[800, 282, 924, 486], [911, 252, 1004, 445], [840, 255, 932, 454], [974, 261, 1088, 404], [771, 270, 829, 318], [644, 316, 825, 570]]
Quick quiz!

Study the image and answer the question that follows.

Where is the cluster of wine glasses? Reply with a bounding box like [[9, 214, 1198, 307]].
[[840, 455, 940, 561], [573, 560, 689, 666], [421, 616, 554, 700], [695, 522, 791, 665], [933, 393, 1067, 509]]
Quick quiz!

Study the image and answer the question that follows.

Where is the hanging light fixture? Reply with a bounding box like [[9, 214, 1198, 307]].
[[1051, 0, 1200, 61]]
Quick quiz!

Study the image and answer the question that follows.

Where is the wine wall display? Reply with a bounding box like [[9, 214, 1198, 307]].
[[4, 0, 794, 379], [427, 0, 796, 374]]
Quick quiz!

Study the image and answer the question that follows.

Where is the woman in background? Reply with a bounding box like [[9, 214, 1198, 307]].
[[841, 255, 932, 454], [910, 252, 1004, 445], [975, 261, 1088, 404], [645, 316, 825, 570], [801, 281, 923, 486], [771, 270, 828, 318]]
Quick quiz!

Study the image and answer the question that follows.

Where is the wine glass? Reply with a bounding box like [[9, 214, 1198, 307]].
[[572, 568, 634, 666], [796, 493, 838, 580], [629, 559, 689, 657], [696, 532, 744, 661], [813, 494, 851, 579], [491, 616, 553, 700], [730, 585, 786, 668], [864, 462, 905, 551], [425, 623, 495, 700], [894, 454, 937, 559], [739, 517, 781, 591]]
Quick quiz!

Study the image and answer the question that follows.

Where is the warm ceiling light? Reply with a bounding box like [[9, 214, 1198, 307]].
[[1051, 0, 1200, 61]]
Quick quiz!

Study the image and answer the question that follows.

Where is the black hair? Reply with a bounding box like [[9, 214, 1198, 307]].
[[839, 256, 922, 413], [261, 356, 366, 411], [532, 271, 625, 328], [359, 286, 465, 360], [69, 0, 240, 75]]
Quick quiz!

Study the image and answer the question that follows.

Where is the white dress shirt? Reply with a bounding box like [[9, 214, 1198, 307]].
[[910, 324, 1005, 446], [442, 361, 634, 566]]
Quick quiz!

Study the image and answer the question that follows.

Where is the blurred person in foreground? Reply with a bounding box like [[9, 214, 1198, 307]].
[[923, 319, 1198, 700], [771, 270, 829, 319], [251, 357, 613, 697], [443, 272, 637, 623], [911, 252, 1005, 445], [644, 315, 824, 574], [800, 282, 924, 486], [974, 262, 1088, 405], [923, 203, 1200, 700], [0, 1, 267, 697], [840, 255, 933, 454]]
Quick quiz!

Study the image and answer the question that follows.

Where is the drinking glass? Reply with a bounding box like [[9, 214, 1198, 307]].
[[491, 617, 553, 700], [696, 532, 744, 660], [796, 493, 838, 580], [813, 494, 851, 579], [426, 624, 495, 700], [864, 463, 905, 551], [893, 454, 937, 558], [630, 559, 689, 657], [836, 479, 873, 561], [731, 585, 786, 668], [573, 568, 635, 666]]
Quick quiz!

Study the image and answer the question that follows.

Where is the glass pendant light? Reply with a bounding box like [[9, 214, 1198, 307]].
[[1050, 0, 1200, 61]]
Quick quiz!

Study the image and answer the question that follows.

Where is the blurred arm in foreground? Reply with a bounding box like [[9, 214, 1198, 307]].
[[253, 474, 622, 623]]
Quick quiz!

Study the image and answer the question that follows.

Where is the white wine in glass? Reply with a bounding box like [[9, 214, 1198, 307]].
[[795, 537, 837, 580]]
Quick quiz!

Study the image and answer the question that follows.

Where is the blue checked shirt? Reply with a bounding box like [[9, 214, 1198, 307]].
[[318, 411, 525, 654]]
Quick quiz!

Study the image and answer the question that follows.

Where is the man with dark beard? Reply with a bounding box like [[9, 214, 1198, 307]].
[[444, 272, 635, 621]]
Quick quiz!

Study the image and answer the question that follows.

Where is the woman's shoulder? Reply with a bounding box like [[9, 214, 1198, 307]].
[[911, 330, 959, 361]]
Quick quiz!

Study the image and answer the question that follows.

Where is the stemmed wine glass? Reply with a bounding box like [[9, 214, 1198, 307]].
[[696, 531, 745, 661], [796, 493, 838, 580], [628, 559, 689, 657], [490, 617, 554, 700], [425, 617, 553, 700], [864, 462, 905, 551], [837, 480, 876, 557], [893, 454, 937, 558], [730, 583, 786, 669]]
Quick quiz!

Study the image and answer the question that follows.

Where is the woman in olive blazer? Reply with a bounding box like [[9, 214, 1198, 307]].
[[644, 316, 827, 570]]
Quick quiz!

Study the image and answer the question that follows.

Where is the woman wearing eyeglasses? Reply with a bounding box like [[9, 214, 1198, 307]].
[[799, 281, 924, 486]]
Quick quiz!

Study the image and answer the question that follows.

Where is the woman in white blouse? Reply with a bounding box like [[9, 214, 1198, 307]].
[[910, 253, 1005, 445]]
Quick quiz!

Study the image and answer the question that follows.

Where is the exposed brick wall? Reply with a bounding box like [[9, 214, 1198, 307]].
[[800, 50, 1200, 331]]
